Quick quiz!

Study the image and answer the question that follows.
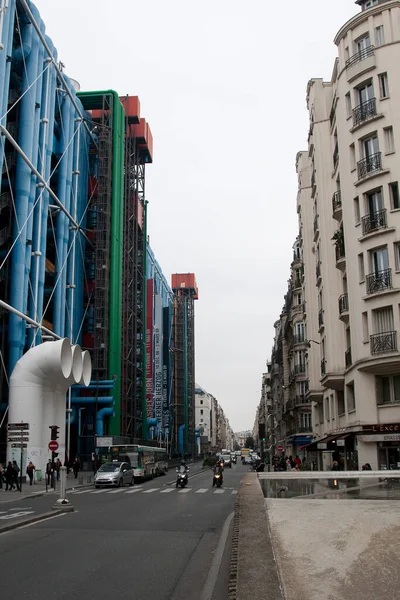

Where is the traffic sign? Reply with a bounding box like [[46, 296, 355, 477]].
[[48, 440, 59, 451], [11, 443, 27, 448], [7, 423, 29, 430], [277, 444, 284, 452], [7, 437, 29, 443]]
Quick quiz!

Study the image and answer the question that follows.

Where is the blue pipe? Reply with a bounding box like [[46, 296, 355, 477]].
[[0, 0, 16, 173], [147, 417, 158, 440], [73, 384, 115, 389], [71, 396, 114, 404], [66, 407, 77, 425], [96, 407, 114, 437], [178, 424, 185, 456], [8, 3, 41, 373], [12, 7, 33, 62]]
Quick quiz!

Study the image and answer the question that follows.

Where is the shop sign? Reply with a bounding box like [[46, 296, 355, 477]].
[[317, 442, 327, 449], [362, 423, 400, 433], [336, 439, 346, 447], [359, 433, 400, 443]]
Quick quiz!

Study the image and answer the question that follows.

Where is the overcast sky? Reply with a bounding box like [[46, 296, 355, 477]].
[[35, 0, 357, 432]]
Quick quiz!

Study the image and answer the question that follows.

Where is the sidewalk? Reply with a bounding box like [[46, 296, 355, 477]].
[[231, 473, 400, 600], [0, 470, 94, 503]]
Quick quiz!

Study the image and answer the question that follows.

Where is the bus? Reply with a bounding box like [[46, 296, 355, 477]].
[[100, 445, 169, 482]]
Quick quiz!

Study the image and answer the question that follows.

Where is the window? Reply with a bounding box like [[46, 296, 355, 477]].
[[295, 322, 305, 341], [365, 188, 383, 214], [362, 311, 369, 342], [361, 134, 379, 159], [298, 381, 308, 396], [389, 182, 400, 209], [300, 413, 312, 431], [358, 253, 365, 281], [325, 397, 330, 421], [318, 403, 324, 424], [346, 382, 356, 412], [350, 143, 356, 171], [379, 73, 389, 99], [369, 246, 389, 273], [200, 409, 203, 415], [357, 81, 374, 105], [354, 196, 360, 224], [297, 294, 302, 305], [200, 399, 203, 405], [376, 375, 400, 405], [375, 25, 385, 46], [357, 35, 371, 55], [373, 306, 394, 335], [363, 0, 378, 8], [394, 242, 400, 271], [345, 92, 352, 118], [384, 126, 395, 154], [337, 391, 345, 416]]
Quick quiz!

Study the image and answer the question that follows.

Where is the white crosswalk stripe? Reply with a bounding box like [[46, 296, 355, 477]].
[[213, 489, 225, 494], [196, 488, 208, 494], [72, 486, 237, 496], [108, 488, 126, 494], [178, 488, 191, 493], [125, 488, 143, 494], [142, 488, 159, 494], [70, 489, 91, 495], [231, 490, 238, 495], [160, 488, 175, 493], [91, 489, 109, 494]]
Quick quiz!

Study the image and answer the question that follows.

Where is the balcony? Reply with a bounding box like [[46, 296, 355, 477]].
[[361, 208, 387, 236], [291, 303, 304, 316], [316, 261, 321, 282], [318, 309, 324, 329], [333, 143, 339, 170], [293, 278, 302, 290], [357, 152, 382, 180], [294, 395, 310, 407], [292, 253, 303, 268], [352, 97, 377, 128], [370, 331, 398, 355], [311, 170, 316, 197], [332, 191, 342, 220], [345, 347, 352, 368], [321, 359, 326, 376], [335, 240, 346, 270], [294, 364, 306, 375], [293, 333, 306, 346], [346, 45, 375, 69], [313, 215, 319, 240], [366, 268, 392, 295], [338, 294, 349, 322], [346, 46, 376, 83]]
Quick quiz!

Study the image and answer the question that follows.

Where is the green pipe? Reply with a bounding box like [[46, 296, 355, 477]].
[[77, 90, 124, 436], [142, 200, 149, 439], [184, 298, 188, 452]]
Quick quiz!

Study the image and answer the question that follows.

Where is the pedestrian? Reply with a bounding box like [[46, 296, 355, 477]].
[[12, 460, 20, 491], [46, 459, 54, 486], [0, 462, 3, 489], [26, 461, 36, 485], [5, 461, 14, 490], [91, 451, 96, 473], [55, 458, 61, 481], [73, 457, 80, 479], [294, 455, 301, 468]]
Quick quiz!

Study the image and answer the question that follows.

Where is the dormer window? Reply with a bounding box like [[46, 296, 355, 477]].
[[356, 0, 379, 10]]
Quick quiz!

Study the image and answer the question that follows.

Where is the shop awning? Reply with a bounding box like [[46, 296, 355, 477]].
[[304, 433, 342, 451], [288, 435, 313, 445]]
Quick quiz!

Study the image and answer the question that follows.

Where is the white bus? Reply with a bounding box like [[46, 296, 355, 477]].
[[102, 444, 168, 482]]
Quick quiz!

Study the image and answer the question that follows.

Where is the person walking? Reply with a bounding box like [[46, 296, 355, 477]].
[[73, 457, 80, 479], [55, 459, 62, 482], [45, 459, 54, 486], [0, 462, 4, 490], [5, 461, 14, 490], [26, 461, 36, 485], [12, 460, 21, 491]]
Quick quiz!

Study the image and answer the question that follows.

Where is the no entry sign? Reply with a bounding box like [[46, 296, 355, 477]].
[[277, 444, 284, 452], [48, 440, 59, 452]]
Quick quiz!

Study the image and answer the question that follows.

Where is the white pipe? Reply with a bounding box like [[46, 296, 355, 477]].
[[7, 338, 92, 474], [0, 0, 8, 51]]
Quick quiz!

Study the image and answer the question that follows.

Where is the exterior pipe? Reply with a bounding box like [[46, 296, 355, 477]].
[[12, 5, 32, 61], [7, 338, 91, 473], [0, 298, 61, 339], [142, 201, 149, 438], [71, 397, 114, 404], [178, 424, 185, 456], [96, 407, 114, 437], [0, 0, 15, 173], [184, 298, 189, 452]]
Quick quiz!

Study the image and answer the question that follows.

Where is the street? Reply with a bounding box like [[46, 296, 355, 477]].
[[0, 461, 246, 600]]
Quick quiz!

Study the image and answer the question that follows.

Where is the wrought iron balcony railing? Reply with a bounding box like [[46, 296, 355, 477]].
[[335, 240, 345, 262], [357, 151, 381, 179], [295, 395, 310, 406], [345, 347, 352, 368], [313, 215, 319, 234], [318, 309, 324, 328], [338, 293, 349, 314], [333, 144, 339, 169], [345, 45, 375, 69], [352, 97, 377, 127], [294, 364, 306, 375], [332, 191, 342, 214], [361, 208, 387, 235], [293, 333, 306, 345], [293, 278, 302, 289], [321, 359, 326, 376], [370, 331, 397, 355], [316, 261, 321, 280], [366, 268, 392, 294]]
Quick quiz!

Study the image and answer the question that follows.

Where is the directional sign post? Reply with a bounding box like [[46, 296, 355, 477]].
[[7, 423, 30, 493]]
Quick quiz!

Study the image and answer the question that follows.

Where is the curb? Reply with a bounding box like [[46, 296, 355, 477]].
[[0, 509, 63, 535], [228, 497, 240, 600]]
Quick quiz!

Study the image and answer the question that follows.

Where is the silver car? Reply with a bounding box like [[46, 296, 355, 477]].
[[94, 462, 134, 488]]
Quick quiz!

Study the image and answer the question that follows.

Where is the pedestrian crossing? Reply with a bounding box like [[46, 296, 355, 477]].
[[67, 486, 238, 497]]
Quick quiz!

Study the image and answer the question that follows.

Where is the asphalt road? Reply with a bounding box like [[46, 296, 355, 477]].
[[0, 461, 246, 600]]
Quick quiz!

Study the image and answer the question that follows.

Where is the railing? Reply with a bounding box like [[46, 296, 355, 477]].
[[313, 215, 319, 234], [361, 208, 387, 235], [291, 303, 304, 315], [318, 309, 324, 327], [338, 293, 349, 314], [311, 170, 316, 188], [321, 359, 326, 376], [345, 347, 352, 368], [294, 364, 306, 375], [370, 331, 397, 355], [297, 426, 312, 434], [345, 45, 375, 69], [295, 395, 310, 406], [357, 151, 381, 179], [366, 268, 392, 294], [352, 97, 377, 127], [335, 240, 345, 262], [332, 191, 342, 214], [292, 252, 302, 265], [293, 333, 306, 345], [316, 261, 321, 280], [333, 144, 339, 168], [293, 278, 302, 289]]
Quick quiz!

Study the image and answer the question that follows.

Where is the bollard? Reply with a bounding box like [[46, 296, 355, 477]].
[[53, 466, 74, 512]]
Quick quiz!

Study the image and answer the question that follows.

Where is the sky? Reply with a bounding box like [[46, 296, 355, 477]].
[[34, 0, 358, 432]]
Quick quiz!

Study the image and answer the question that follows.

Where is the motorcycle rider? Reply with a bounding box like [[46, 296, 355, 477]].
[[212, 462, 224, 487], [176, 460, 189, 488]]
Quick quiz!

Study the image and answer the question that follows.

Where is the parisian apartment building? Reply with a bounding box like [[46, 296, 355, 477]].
[[195, 385, 234, 453], [266, 0, 400, 471]]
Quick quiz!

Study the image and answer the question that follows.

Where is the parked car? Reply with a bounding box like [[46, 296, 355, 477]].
[[94, 462, 134, 488], [221, 454, 232, 468]]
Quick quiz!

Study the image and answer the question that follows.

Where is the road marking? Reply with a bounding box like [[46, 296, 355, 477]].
[[108, 488, 126, 494], [91, 489, 109, 494], [0, 511, 35, 520], [213, 489, 225, 494], [71, 490, 91, 495], [125, 488, 142, 494], [200, 512, 234, 600], [232, 490, 238, 495], [142, 488, 159, 493], [178, 488, 191, 493], [160, 488, 175, 493], [196, 488, 208, 494]]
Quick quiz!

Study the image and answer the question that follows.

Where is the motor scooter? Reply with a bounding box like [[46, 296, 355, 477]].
[[176, 466, 189, 488]]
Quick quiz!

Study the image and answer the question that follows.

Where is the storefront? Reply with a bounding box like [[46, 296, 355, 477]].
[[358, 423, 400, 471], [305, 431, 358, 471], [286, 435, 313, 460]]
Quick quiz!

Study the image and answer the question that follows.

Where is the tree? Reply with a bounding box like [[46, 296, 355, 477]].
[[245, 436, 255, 449], [233, 441, 241, 451]]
